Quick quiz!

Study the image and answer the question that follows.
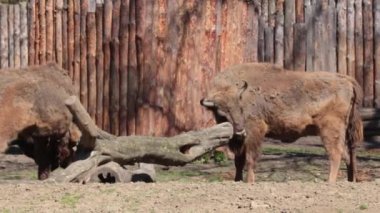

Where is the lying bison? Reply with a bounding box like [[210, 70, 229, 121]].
[[201, 63, 363, 183], [0, 63, 81, 180]]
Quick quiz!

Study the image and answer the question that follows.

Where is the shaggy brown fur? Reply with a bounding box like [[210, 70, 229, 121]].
[[0, 63, 82, 180], [201, 63, 363, 183]]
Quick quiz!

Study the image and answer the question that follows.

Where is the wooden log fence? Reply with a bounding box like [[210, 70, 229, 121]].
[[360, 108, 380, 141], [2, 0, 380, 137], [0, 1, 28, 68]]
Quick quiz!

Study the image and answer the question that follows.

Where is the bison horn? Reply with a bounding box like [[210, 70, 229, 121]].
[[235, 129, 247, 137], [200, 99, 215, 107], [238, 81, 248, 99]]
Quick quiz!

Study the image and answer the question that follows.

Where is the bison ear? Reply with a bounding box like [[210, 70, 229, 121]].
[[238, 81, 248, 100]]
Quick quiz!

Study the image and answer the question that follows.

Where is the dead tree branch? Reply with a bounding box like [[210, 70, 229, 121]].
[[48, 96, 233, 183]]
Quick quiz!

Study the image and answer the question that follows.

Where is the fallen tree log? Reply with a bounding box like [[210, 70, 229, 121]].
[[363, 120, 380, 130], [360, 108, 380, 120], [47, 96, 233, 183]]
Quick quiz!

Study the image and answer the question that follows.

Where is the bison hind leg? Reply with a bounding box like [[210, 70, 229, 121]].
[[319, 116, 347, 183], [343, 136, 356, 182]]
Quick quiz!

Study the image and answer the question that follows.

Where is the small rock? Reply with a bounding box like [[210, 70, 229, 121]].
[[249, 201, 270, 209]]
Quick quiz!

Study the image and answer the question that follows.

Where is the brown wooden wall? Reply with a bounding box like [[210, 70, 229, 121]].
[[0, 1, 28, 68], [1, 0, 380, 136]]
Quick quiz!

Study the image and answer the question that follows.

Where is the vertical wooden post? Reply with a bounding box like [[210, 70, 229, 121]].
[[119, 0, 130, 135], [110, 0, 120, 135], [53, 0, 57, 61], [293, 23, 306, 71], [8, 5, 14, 67], [347, 0, 355, 78], [14, 4, 20, 68], [244, 1, 259, 63], [274, 0, 284, 66], [313, 1, 323, 71], [304, 0, 313, 71], [257, 1, 265, 62], [354, 0, 364, 94], [0, 4, 9, 68], [62, 0, 68, 69], [284, 0, 295, 69], [153, 0, 168, 136], [34, 0, 40, 64], [56, 0, 63, 67], [67, 0, 74, 79], [46, 0, 54, 62], [73, 0, 81, 93], [265, 0, 275, 63], [295, 0, 304, 22], [374, 0, 380, 107], [27, 0, 35, 66], [39, 0, 46, 63], [363, 0, 374, 107], [103, 0, 113, 132], [326, 1, 336, 72], [215, 0, 223, 70], [87, 0, 97, 120], [80, 0, 88, 110], [20, 2, 28, 67], [135, 0, 150, 136], [96, 0, 104, 128], [321, 1, 329, 71], [262, 0, 269, 62], [262, 0, 269, 31], [127, 0, 137, 135], [337, 0, 347, 75], [294, 0, 305, 71]]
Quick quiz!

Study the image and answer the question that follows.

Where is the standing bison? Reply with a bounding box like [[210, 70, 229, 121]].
[[0, 63, 81, 180], [201, 63, 363, 183]]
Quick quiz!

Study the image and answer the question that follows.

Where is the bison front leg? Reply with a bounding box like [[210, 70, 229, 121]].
[[319, 115, 347, 183], [230, 135, 245, 182], [33, 138, 51, 180], [244, 119, 267, 183]]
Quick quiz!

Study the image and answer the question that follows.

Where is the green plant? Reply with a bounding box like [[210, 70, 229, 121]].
[[206, 175, 224, 182], [197, 153, 211, 164], [101, 188, 116, 194], [213, 151, 227, 164], [0, 0, 27, 4], [60, 193, 82, 208], [0, 169, 37, 181], [0, 209, 11, 213], [359, 204, 368, 210]]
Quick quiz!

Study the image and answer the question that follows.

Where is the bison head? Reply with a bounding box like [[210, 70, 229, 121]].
[[201, 80, 248, 136]]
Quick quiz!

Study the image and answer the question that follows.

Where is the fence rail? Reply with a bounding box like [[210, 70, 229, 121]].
[[1, 0, 380, 137]]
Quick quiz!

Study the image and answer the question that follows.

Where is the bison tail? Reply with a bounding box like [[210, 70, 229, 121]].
[[345, 81, 363, 182]]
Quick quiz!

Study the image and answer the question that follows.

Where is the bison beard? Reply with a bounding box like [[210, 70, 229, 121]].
[[201, 62, 363, 183]]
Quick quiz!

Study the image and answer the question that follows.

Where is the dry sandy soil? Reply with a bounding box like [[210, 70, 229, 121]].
[[1, 137, 380, 212]]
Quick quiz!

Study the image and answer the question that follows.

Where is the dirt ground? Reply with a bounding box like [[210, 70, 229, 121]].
[[1, 137, 380, 212]]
